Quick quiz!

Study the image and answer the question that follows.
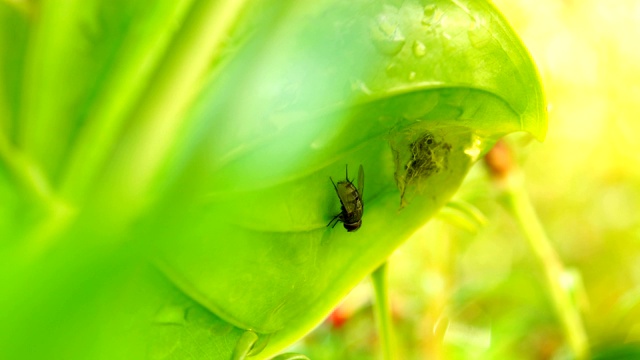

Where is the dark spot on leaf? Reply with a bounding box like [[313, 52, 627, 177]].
[[390, 130, 451, 207]]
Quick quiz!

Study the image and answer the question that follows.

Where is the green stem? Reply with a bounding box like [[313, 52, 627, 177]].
[[371, 262, 395, 360], [0, 135, 75, 259], [0, 134, 52, 204], [500, 173, 589, 359], [95, 0, 250, 222], [58, 0, 196, 204], [56, 0, 246, 211]]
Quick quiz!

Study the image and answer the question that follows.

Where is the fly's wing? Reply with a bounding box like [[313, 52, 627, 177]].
[[357, 164, 364, 206], [336, 181, 358, 213]]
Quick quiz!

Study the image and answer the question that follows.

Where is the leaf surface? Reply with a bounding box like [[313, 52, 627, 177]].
[[0, 0, 545, 358]]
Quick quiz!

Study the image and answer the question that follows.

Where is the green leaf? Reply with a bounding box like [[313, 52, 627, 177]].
[[0, 0, 545, 358], [144, 0, 546, 357]]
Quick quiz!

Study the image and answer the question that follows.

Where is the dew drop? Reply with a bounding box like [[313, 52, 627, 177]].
[[423, 4, 436, 20], [422, 4, 442, 27], [408, 71, 417, 81], [351, 78, 373, 95], [412, 40, 427, 58], [371, 13, 406, 55]]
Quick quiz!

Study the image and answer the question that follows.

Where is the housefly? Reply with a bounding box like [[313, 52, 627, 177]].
[[327, 164, 364, 232]]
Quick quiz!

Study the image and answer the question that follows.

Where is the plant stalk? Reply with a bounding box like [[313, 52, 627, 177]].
[[486, 141, 589, 359], [371, 262, 396, 360], [502, 180, 589, 359]]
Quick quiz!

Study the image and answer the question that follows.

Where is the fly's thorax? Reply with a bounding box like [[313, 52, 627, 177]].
[[336, 181, 361, 208], [337, 180, 358, 196]]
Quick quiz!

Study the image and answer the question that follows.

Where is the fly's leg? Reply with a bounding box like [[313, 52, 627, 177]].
[[327, 213, 341, 228], [328, 176, 342, 228], [330, 176, 339, 192]]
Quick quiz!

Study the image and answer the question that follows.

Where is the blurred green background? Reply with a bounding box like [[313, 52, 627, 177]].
[[288, 1, 640, 359], [2, 0, 638, 359]]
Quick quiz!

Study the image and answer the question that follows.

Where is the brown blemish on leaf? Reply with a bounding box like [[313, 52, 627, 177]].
[[391, 131, 451, 207]]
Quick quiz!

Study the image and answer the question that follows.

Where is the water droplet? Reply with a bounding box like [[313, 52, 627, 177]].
[[412, 40, 427, 58], [351, 79, 373, 95], [423, 5, 436, 19], [408, 71, 417, 81], [371, 13, 406, 55], [422, 4, 442, 27]]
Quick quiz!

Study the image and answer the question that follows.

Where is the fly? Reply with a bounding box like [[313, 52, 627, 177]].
[[327, 164, 364, 232]]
